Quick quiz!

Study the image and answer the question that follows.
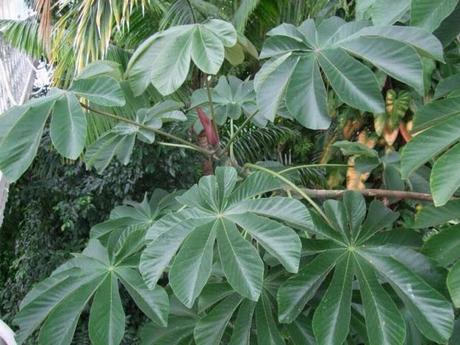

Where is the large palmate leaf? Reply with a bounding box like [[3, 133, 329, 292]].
[[13, 192, 176, 345], [127, 20, 237, 96], [277, 191, 454, 345], [14, 239, 168, 345], [90, 189, 180, 242], [140, 167, 310, 306], [401, 93, 460, 206], [190, 75, 263, 126], [0, 64, 126, 183], [85, 100, 186, 172], [255, 17, 443, 129]]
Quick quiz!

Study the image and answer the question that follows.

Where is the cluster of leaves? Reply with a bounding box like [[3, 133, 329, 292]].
[[2, 0, 460, 344]]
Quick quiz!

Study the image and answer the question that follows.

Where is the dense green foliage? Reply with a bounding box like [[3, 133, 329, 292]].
[[1, 0, 460, 345]]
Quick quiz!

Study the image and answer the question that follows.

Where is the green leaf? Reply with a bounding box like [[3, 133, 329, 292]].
[[422, 224, 460, 266], [368, 0, 411, 25], [362, 253, 454, 343], [277, 251, 344, 323], [431, 142, 460, 206], [344, 26, 444, 62], [339, 36, 424, 94], [400, 96, 460, 205], [90, 217, 145, 240], [413, 200, 460, 228], [256, 18, 437, 129], [84, 131, 136, 173], [255, 292, 286, 345], [140, 317, 195, 345], [228, 171, 284, 204], [198, 283, 235, 313], [50, 92, 87, 159], [254, 53, 299, 122], [333, 140, 379, 157], [285, 55, 330, 129], [434, 74, 460, 99], [194, 294, 243, 345], [127, 20, 237, 96], [216, 166, 238, 205], [227, 212, 301, 272], [229, 299, 256, 345], [434, 3, 460, 46], [76, 61, 122, 80], [37, 278, 102, 345], [89, 274, 125, 345], [286, 315, 316, 345], [148, 27, 193, 96], [312, 253, 354, 345], [447, 260, 460, 308], [216, 218, 264, 301], [227, 196, 313, 230], [357, 200, 399, 244], [14, 271, 100, 343], [343, 191, 367, 240], [317, 49, 384, 113], [412, 97, 460, 132], [191, 76, 257, 125], [70, 76, 126, 107], [191, 26, 225, 74], [116, 267, 169, 326], [411, 0, 459, 32], [310, 211, 348, 244], [170, 222, 216, 308], [0, 96, 56, 182], [354, 255, 406, 345], [140, 219, 205, 289]]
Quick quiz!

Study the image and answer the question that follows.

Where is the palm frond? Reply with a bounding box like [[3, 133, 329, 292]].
[[233, 0, 260, 32], [159, 0, 223, 29], [0, 19, 45, 59], [54, 0, 151, 73], [35, 0, 52, 53], [221, 123, 297, 165], [115, 6, 163, 49]]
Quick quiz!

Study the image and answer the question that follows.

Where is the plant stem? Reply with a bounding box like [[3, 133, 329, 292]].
[[156, 141, 202, 152], [205, 76, 220, 140], [298, 189, 440, 202], [244, 163, 329, 221], [80, 103, 215, 157], [221, 110, 259, 154], [229, 119, 235, 162]]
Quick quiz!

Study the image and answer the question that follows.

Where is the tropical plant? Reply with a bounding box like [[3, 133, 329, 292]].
[[2, 1, 460, 344]]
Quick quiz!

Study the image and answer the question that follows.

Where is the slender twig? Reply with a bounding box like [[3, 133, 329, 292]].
[[298, 189, 439, 202], [221, 110, 259, 154], [80, 103, 215, 157], [244, 163, 329, 221]]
